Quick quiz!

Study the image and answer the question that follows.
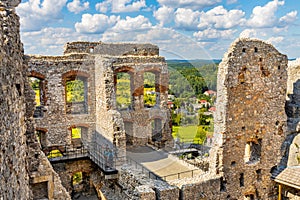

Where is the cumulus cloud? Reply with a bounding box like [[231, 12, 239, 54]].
[[17, 0, 67, 31], [153, 6, 174, 26], [111, 15, 152, 32], [247, 0, 284, 28], [174, 8, 201, 30], [239, 29, 257, 38], [266, 36, 284, 44], [198, 6, 246, 30], [95, 0, 146, 13], [279, 11, 298, 27], [157, 0, 221, 10], [67, 0, 89, 14], [194, 28, 236, 41], [75, 14, 120, 34]]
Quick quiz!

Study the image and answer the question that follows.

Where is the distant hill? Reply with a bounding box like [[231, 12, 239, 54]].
[[167, 59, 221, 65]]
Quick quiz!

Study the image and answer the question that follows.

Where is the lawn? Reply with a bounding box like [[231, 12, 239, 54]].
[[172, 125, 212, 144]]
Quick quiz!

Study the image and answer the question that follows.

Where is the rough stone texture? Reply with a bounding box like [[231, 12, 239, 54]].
[[213, 38, 288, 199], [0, 1, 70, 199], [0, 1, 30, 198]]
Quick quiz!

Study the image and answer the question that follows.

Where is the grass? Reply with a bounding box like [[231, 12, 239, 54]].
[[172, 125, 213, 144], [47, 150, 63, 158]]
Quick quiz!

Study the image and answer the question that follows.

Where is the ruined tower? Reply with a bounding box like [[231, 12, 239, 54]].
[[214, 38, 288, 199]]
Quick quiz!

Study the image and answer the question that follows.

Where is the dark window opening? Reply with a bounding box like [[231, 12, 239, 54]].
[[16, 84, 22, 96], [144, 72, 157, 108], [240, 173, 244, 187], [220, 177, 227, 192], [231, 161, 236, 166], [245, 194, 254, 200], [278, 65, 281, 70], [242, 48, 246, 53], [256, 169, 262, 181], [254, 47, 258, 53], [116, 72, 132, 110], [245, 139, 262, 164], [152, 118, 162, 142], [65, 76, 88, 114]]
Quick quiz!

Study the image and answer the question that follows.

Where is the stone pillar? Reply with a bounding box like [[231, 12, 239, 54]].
[[132, 71, 144, 110]]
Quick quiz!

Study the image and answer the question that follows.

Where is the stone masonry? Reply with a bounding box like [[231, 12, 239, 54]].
[[213, 38, 288, 199], [0, 0, 70, 199]]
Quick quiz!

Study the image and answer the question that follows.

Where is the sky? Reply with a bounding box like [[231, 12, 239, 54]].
[[16, 0, 300, 60]]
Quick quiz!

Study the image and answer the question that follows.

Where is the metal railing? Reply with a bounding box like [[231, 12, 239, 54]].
[[46, 145, 88, 162], [126, 157, 163, 180], [161, 168, 203, 181]]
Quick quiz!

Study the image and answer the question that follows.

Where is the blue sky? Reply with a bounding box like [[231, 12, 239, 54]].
[[17, 0, 300, 59]]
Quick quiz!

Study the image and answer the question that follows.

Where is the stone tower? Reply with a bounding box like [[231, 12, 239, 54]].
[[214, 38, 288, 199]]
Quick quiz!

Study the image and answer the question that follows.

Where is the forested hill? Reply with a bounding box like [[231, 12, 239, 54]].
[[167, 59, 219, 98]]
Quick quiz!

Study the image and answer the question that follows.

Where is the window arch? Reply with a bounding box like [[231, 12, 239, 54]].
[[114, 67, 134, 110], [143, 70, 160, 108], [63, 71, 89, 114], [69, 125, 88, 148], [29, 71, 47, 118]]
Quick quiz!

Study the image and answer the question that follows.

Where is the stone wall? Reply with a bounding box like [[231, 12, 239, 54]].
[[0, 1, 70, 199], [0, 1, 31, 198], [214, 38, 288, 199]]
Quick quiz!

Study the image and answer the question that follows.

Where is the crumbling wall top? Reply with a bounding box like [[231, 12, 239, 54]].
[[0, 0, 20, 7], [64, 41, 159, 56]]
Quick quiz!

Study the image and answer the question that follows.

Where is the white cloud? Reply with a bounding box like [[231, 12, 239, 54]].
[[198, 6, 245, 30], [75, 14, 119, 34], [153, 6, 174, 26], [279, 11, 298, 27], [95, 0, 146, 13], [266, 36, 284, 44], [111, 15, 152, 32], [194, 28, 236, 41], [227, 0, 237, 4], [157, 0, 221, 10], [67, 0, 89, 14], [17, 0, 67, 31], [239, 29, 257, 38], [174, 8, 201, 30], [247, 0, 284, 28]]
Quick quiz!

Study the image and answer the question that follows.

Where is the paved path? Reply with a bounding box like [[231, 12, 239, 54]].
[[126, 146, 202, 181]]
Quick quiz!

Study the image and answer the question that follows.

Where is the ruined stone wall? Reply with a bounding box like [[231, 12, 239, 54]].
[[214, 38, 288, 199], [0, 1, 31, 198], [0, 1, 70, 199], [27, 55, 96, 149]]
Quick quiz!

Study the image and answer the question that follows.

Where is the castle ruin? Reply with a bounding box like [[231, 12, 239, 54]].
[[0, 0, 299, 199]]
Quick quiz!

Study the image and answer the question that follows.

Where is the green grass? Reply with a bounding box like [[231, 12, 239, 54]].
[[172, 125, 212, 144]]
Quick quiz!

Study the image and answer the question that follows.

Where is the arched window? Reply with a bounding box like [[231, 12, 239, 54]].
[[70, 126, 87, 148], [144, 72, 157, 108], [29, 72, 46, 118], [35, 128, 47, 149], [152, 118, 162, 142], [63, 71, 89, 114], [114, 70, 133, 110]]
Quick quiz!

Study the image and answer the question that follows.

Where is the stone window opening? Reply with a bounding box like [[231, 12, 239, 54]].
[[70, 126, 87, 148], [29, 76, 46, 118], [244, 138, 262, 164], [256, 169, 262, 181], [240, 173, 244, 187], [144, 72, 159, 108], [47, 149, 63, 159], [254, 47, 258, 53], [244, 194, 254, 200], [220, 177, 227, 192], [72, 172, 84, 193], [242, 48, 246, 53], [35, 128, 47, 149], [64, 74, 88, 114], [152, 118, 162, 142], [115, 72, 133, 110]]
